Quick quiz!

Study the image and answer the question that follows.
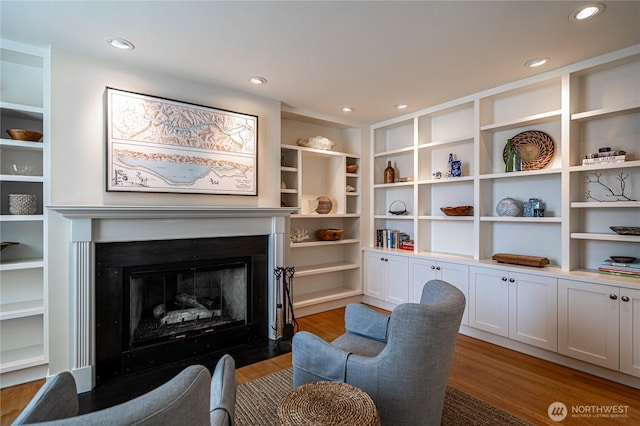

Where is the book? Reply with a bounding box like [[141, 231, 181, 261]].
[[601, 260, 640, 271], [585, 150, 626, 159], [582, 155, 626, 165], [598, 270, 640, 279]]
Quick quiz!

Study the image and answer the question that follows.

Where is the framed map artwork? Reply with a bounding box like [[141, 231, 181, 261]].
[[106, 88, 258, 195]]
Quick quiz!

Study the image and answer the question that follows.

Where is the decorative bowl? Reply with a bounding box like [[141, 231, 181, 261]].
[[610, 226, 640, 236], [316, 229, 344, 241], [10, 164, 34, 175], [296, 136, 336, 151], [610, 256, 637, 263], [6, 129, 43, 142], [0, 242, 19, 251], [440, 206, 473, 216], [346, 164, 358, 173]]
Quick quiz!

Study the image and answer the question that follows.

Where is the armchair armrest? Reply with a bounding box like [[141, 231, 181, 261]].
[[292, 331, 350, 386], [210, 354, 236, 426], [344, 303, 390, 342]]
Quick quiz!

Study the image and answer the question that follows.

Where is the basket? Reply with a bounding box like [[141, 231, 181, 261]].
[[8, 194, 37, 215], [503, 130, 555, 171]]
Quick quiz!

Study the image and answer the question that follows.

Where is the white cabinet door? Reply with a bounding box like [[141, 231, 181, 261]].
[[620, 287, 640, 378], [386, 254, 409, 305], [363, 251, 386, 300], [558, 279, 619, 370], [469, 267, 509, 337], [509, 272, 557, 351], [410, 258, 469, 325]]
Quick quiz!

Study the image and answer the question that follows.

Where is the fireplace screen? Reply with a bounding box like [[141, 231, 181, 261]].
[[127, 262, 248, 348]]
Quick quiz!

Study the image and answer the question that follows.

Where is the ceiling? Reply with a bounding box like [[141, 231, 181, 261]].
[[1, 1, 639, 125]]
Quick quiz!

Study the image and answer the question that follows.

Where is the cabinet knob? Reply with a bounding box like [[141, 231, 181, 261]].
[[509, 278, 515, 283], [501, 277, 508, 281], [380, 258, 385, 261], [384, 258, 388, 262], [609, 294, 618, 300], [621, 296, 630, 302], [436, 266, 441, 271], [431, 265, 436, 270]]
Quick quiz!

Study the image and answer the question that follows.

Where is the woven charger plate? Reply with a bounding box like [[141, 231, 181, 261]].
[[278, 381, 379, 426], [503, 130, 555, 171]]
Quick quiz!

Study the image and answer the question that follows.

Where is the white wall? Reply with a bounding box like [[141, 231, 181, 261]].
[[46, 47, 282, 374]]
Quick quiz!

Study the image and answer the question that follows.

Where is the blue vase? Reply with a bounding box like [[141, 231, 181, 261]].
[[447, 153, 462, 178]]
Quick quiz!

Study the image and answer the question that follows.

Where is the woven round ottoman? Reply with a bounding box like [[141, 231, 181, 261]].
[[277, 381, 380, 426]]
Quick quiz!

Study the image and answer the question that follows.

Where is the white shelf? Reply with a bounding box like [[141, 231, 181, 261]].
[[0, 259, 44, 271], [291, 213, 360, 219], [0, 174, 43, 183], [0, 139, 44, 151], [571, 201, 640, 208], [569, 160, 640, 172], [291, 238, 359, 248], [480, 110, 562, 132], [0, 345, 46, 373], [294, 288, 362, 308], [280, 166, 297, 173], [373, 181, 414, 189], [0, 215, 44, 222], [374, 146, 414, 157], [374, 215, 415, 220], [571, 233, 640, 242], [281, 143, 359, 159], [418, 135, 474, 149], [0, 300, 44, 320], [481, 216, 562, 223], [280, 189, 297, 194], [416, 176, 474, 185], [479, 168, 562, 180], [0, 101, 44, 118], [419, 215, 474, 221], [571, 103, 640, 122], [293, 261, 360, 277]]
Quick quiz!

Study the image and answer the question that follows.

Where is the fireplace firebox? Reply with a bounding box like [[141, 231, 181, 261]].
[[95, 235, 268, 385]]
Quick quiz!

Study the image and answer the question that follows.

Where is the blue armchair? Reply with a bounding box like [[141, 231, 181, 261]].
[[292, 279, 465, 426], [12, 354, 236, 426]]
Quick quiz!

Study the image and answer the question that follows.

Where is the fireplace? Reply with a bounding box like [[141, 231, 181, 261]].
[[94, 235, 268, 385], [50, 206, 294, 392]]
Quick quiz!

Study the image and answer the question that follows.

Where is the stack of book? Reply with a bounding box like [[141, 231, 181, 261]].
[[598, 258, 640, 278], [376, 229, 412, 250], [582, 149, 626, 166]]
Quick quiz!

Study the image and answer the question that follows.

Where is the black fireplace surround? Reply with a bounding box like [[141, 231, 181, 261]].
[[94, 235, 269, 386]]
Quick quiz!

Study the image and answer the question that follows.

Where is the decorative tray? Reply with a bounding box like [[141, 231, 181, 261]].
[[492, 253, 550, 267], [503, 130, 555, 171]]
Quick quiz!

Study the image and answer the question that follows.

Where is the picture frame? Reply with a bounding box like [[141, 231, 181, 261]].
[[106, 87, 258, 195]]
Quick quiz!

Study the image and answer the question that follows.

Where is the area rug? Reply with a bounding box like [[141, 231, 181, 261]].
[[235, 368, 532, 425]]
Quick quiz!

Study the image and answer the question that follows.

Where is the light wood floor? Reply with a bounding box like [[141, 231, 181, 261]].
[[3, 307, 640, 425]]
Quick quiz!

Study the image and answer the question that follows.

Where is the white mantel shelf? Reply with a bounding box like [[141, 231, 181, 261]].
[[48, 205, 297, 219]]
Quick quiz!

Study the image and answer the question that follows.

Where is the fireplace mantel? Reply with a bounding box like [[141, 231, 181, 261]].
[[48, 205, 295, 392], [49, 205, 297, 219]]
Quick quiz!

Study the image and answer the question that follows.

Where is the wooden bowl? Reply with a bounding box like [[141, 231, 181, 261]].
[[316, 229, 344, 241], [6, 129, 43, 142], [346, 164, 358, 173], [440, 206, 474, 216]]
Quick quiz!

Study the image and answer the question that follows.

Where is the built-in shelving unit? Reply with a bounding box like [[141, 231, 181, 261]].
[[281, 109, 364, 316], [0, 40, 50, 388], [369, 46, 639, 279]]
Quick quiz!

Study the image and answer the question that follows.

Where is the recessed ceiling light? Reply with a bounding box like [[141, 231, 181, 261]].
[[248, 76, 267, 85], [107, 38, 135, 50], [569, 3, 605, 22], [394, 104, 408, 110], [341, 106, 353, 112], [524, 57, 550, 68]]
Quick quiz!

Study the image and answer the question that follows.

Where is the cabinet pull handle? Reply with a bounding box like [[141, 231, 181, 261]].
[[621, 296, 630, 302], [509, 278, 515, 283], [501, 277, 508, 281], [609, 294, 618, 300]]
